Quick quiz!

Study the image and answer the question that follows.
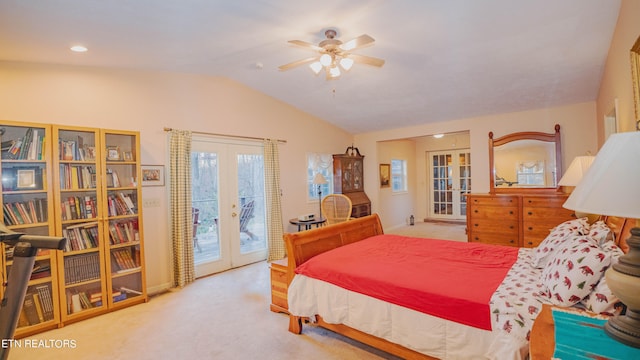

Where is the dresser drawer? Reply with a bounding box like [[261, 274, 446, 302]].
[[523, 207, 576, 221], [469, 206, 519, 219], [468, 195, 519, 207], [522, 196, 568, 208], [468, 232, 519, 247], [468, 220, 518, 234]]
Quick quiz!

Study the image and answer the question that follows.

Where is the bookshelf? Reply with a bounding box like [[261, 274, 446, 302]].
[[0, 121, 61, 337], [53, 125, 108, 323], [101, 130, 146, 309], [52, 126, 147, 324]]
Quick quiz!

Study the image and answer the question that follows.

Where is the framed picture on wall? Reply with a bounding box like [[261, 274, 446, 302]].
[[379, 163, 390, 188], [141, 165, 165, 186]]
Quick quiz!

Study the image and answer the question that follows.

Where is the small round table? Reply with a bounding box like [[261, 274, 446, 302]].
[[289, 218, 326, 231]]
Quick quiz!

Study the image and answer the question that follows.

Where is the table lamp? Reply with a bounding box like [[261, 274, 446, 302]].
[[558, 155, 597, 223], [562, 131, 640, 348], [313, 173, 328, 220]]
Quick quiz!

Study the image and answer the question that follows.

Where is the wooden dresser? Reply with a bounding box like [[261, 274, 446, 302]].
[[466, 193, 575, 248]]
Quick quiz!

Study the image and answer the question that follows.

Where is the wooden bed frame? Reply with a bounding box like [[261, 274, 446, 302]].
[[282, 213, 637, 360]]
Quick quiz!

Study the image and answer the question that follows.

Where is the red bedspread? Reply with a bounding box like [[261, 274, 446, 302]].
[[294, 234, 519, 330]]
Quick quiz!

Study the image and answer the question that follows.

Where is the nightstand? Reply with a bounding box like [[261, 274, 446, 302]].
[[269, 258, 289, 314], [530, 304, 640, 359]]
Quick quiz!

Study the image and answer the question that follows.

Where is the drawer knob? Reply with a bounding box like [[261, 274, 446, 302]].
[[474, 237, 479, 240], [528, 242, 533, 245], [509, 225, 514, 229], [528, 211, 533, 215], [509, 240, 515, 243], [474, 224, 478, 227], [474, 210, 478, 213], [509, 211, 513, 215]]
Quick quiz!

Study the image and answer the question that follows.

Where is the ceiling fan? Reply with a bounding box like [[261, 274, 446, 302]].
[[279, 29, 385, 80]]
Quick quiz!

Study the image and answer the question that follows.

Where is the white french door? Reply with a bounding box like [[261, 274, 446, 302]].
[[191, 138, 267, 277], [428, 149, 471, 220]]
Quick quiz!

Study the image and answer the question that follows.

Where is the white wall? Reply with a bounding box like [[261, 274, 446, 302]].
[[376, 140, 416, 229], [356, 102, 597, 230], [0, 61, 353, 293]]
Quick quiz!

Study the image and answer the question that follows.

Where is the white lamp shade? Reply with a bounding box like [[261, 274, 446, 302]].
[[313, 173, 328, 185], [319, 54, 332, 66], [309, 62, 323, 74], [563, 132, 640, 218], [339, 57, 354, 71], [558, 155, 595, 186]]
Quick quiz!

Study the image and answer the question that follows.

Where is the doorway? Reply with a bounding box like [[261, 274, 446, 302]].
[[428, 149, 471, 220], [191, 137, 267, 277]]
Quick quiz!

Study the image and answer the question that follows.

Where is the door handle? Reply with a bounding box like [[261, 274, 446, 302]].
[[232, 212, 238, 217]]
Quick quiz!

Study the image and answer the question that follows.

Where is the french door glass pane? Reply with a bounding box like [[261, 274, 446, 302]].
[[236, 154, 267, 254], [192, 152, 220, 263]]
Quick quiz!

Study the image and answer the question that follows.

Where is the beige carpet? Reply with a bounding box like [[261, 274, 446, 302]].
[[8, 222, 465, 360]]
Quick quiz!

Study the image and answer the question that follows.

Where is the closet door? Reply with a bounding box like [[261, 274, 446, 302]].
[[428, 150, 471, 220]]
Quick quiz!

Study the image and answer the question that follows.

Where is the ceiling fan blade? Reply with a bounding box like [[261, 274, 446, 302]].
[[278, 56, 318, 71], [348, 53, 385, 67], [340, 34, 375, 51], [288, 40, 324, 52]]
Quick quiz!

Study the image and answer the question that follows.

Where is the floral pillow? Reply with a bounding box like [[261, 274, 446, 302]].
[[588, 220, 614, 245], [540, 234, 610, 306], [533, 217, 590, 269], [580, 240, 624, 315]]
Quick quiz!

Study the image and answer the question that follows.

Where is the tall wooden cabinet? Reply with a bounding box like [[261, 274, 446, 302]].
[[332, 147, 371, 218], [0, 121, 146, 337], [466, 193, 575, 248], [0, 121, 60, 337]]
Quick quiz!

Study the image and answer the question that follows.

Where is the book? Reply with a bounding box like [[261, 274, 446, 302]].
[[22, 293, 40, 325]]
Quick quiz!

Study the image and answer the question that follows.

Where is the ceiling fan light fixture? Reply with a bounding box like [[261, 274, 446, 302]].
[[319, 54, 332, 67], [339, 57, 354, 71], [309, 62, 323, 75], [329, 66, 341, 78]]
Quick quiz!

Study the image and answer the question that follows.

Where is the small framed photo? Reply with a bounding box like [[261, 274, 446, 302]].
[[123, 151, 133, 161], [379, 164, 390, 188], [83, 146, 96, 161], [106, 146, 121, 161], [16, 169, 37, 189], [141, 165, 165, 186]]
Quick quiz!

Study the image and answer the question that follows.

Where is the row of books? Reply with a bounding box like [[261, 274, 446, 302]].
[[3, 198, 48, 225], [107, 193, 136, 216], [2, 128, 45, 160], [111, 248, 140, 273], [63, 221, 100, 252], [59, 164, 96, 190], [18, 284, 54, 327], [63, 252, 101, 285], [108, 219, 139, 244], [61, 195, 97, 221], [67, 288, 102, 314], [59, 137, 96, 162]]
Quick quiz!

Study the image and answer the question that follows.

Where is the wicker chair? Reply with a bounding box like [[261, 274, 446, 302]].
[[321, 194, 353, 225]]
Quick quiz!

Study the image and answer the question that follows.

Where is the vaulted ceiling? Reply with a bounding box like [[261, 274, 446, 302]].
[[0, 0, 621, 134]]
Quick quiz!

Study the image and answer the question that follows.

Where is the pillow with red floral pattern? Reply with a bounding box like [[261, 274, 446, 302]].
[[588, 220, 614, 245], [540, 234, 610, 306], [580, 240, 624, 315], [533, 217, 589, 269]]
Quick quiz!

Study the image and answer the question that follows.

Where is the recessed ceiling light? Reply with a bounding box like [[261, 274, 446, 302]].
[[433, 134, 445, 138], [70, 45, 88, 53]]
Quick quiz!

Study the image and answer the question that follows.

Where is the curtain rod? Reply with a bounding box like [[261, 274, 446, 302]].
[[163, 127, 286, 144]]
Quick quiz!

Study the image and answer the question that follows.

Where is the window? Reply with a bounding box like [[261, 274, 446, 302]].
[[516, 160, 545, 186], [391, 159, 407, 192], [307, 153, 333, 201]]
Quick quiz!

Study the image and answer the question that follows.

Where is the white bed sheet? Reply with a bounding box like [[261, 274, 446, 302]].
[[288, 274, 528, 360]]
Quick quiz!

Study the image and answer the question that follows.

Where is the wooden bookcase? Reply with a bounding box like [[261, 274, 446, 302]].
[[0, 121, 147, 338], [0, 121, 60, 337], [52, 126, 147, 324]]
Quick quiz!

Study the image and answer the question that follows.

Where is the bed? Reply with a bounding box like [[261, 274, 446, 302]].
[[283, 213, 635, 360]]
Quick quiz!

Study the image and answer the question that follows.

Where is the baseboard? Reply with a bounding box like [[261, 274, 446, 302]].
[[147, 282, 173, 296], [422, 218, 466, 225]]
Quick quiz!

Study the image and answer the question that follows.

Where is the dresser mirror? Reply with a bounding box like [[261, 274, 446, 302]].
[[489, 124, 562, 194]]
